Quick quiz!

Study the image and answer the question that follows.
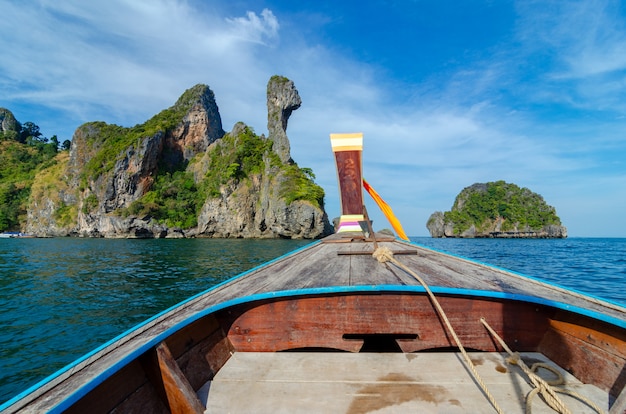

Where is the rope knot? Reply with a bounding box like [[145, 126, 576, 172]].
[[506, 352, 521, 366], [373, 246, 394, 263]]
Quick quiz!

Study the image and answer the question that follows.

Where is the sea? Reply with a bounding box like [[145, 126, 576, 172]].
[[0, 236, 624, 405]]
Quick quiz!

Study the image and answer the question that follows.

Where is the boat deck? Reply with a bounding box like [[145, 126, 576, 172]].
[[3, 233, 624, 413], [209, 234, 625, 323], [199, 351, 608, 413]]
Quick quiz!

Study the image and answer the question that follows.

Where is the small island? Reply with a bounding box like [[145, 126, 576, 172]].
[[426, 181, 567, 238]]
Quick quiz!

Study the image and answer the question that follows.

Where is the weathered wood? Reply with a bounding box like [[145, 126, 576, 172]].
[[539, 315, 626, 397], [156, 314, 231, 390], [64, 359, 164, 414], [202, 352, 608, 413], [337, 249, 417, 255], [155, 342, 204, 414], [227, 294, 552, 353], [164, 315, 221, 359]]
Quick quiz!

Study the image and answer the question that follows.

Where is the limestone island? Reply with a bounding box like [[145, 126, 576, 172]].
[[1, 76, 332, 239], [426, 181, 567, 238]]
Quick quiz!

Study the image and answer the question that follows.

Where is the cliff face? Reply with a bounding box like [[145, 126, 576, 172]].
[[426, 181, 567, 238], [0, 108, 20, 134], [25, 78, 331, 239]]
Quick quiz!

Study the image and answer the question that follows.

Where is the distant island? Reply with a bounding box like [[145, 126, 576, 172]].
[[426, 181, 567, 238], [0, 76, 332, 239]]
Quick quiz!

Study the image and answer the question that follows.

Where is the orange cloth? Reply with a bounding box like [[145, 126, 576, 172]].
[[362, 179, 409, 241]]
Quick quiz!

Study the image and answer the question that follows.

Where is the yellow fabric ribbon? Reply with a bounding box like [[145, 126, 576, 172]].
[[362, 179, 409, 241]]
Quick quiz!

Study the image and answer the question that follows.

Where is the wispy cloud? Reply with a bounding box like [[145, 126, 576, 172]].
[[1, 0, 625, 235], [0, 1, 281, 127], [226, 9, 279, 45], [514, 0, 626, 113]]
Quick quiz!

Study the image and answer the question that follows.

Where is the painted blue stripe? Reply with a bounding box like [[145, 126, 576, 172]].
[[406, 238, 626, 310]]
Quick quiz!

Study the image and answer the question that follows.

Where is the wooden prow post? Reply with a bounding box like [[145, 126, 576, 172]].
[[330, 133, 364, 233]]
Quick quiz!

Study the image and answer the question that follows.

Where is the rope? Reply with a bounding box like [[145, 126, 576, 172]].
[[480, 318, 607, 414], [372, 246, 505, 414], [373, 246, 607, 414]]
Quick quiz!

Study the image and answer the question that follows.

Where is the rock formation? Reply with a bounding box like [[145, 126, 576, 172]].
[[267, 75, 301, 163], [162, 84, 225, 169], [25, 77, 332, 239], [192, 122, 332, 239], [426, 181, 567, 238], [0, 108, 20, 139]]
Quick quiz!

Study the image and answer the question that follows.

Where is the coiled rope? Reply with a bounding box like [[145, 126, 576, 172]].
[[481, 318, 606, 414], [372, 245, 606, 414]]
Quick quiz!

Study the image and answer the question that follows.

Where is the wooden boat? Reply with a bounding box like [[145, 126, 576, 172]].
[[1, 134, 625, 413]]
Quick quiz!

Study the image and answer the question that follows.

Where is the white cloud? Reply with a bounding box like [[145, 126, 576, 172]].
[[0, 1, 283, 130], [226, 9, 279, 45], [2, 1, 625, 236]]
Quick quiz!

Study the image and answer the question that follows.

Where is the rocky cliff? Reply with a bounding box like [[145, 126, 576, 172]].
[[0, 108, 20, 141], [426, 181, 567, 238], [0, 108, 19, 133], [267, 75, 301, 164], [25, 77, 332, 238]]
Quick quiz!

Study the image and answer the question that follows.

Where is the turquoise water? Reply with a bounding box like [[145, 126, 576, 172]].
[[0, 238, 311, 405], [1, 237, 625, 404]]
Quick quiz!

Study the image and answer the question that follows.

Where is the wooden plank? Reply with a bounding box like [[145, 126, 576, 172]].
[[164, 316, 221, 359], [202, 352, 608, 414], [155, 342, 204, 414], [337, 249, 417, 255], [174, 330, 232, 390], [539, 321, 626, 397], [226, 294, 552, 353], [64, 359, 162, 414]]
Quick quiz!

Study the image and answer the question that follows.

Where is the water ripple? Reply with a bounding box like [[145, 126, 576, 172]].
[[0, 238, 309, 404]]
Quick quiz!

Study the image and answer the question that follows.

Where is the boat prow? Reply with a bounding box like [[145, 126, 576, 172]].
[[1, 134, 624, 414]]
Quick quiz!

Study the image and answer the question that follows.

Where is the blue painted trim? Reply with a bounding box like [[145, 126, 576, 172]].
[[406, 238, 626, 310]]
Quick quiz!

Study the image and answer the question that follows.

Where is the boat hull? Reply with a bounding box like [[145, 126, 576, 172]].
[[2, 237, 625, 413], [22, 289, 623, 414]]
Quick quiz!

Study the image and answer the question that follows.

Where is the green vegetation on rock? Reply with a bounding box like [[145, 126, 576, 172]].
[[280, 165, 325, 208], [122, 170, 203, 229], [442, 181, 561, 235], [120, 122, 325, 229], [0, 112, 64, 231], [82, 86, 209, 181], [204, 124, 277, 197], [203, 123, 324, 208]]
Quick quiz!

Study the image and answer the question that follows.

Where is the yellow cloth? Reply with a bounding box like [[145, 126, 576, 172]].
[[363, 179, 409, 241]]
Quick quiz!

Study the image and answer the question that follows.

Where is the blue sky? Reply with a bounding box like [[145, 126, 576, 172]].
[[1, 0, 625, 237]]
